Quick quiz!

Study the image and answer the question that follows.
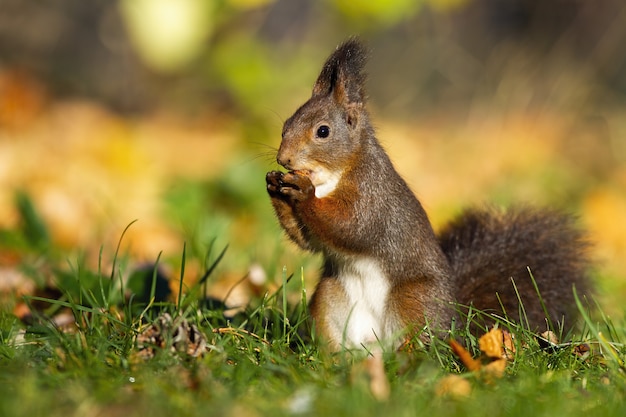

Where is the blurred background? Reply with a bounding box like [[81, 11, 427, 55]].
[[1, 0, 625, 313]]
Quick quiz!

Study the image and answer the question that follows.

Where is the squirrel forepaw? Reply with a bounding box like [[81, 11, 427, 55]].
[[266, 171, 314, 202], [266, 171, 285, 194]]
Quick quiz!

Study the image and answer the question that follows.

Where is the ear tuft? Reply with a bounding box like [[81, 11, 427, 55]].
[[312, 37, 369, 105]]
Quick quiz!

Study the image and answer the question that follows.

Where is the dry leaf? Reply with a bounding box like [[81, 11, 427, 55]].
[[350, 352, 390, 401], [135, 313, 208, 359], [501, 330, 516, 360], [0, 267, 34, 296], [435, 374, 471, 399], [0, 69, 47, 129], [479, 328, 505, 359], [449, 328, 516, 381], [482, 358, 507, 379], [573, 343, 591, 359], [449, 339, 481, 371], [540, 330, 559, 345], [479, 328, 516, 360], [365, 353, 390, 401]]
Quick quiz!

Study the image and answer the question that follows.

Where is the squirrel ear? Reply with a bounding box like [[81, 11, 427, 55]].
[[312, 38, 368, 106]]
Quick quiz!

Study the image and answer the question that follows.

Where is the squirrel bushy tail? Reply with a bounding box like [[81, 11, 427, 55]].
[[438, 207, 590, 331]]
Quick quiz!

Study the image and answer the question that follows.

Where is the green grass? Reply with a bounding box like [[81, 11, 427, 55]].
[[2, 255, 626, 417], [1, 195, 626, 417]]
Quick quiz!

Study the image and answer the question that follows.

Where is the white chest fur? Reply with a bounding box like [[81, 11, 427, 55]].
[[310, 168, 342, 199], [326, 256, 396, 349]]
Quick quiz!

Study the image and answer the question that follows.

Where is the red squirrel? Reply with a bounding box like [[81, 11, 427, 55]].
[[266, 38, 589, 351]]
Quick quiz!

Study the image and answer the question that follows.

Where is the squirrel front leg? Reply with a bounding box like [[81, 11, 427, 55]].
[[266, 170, 316, 250], [268, 171, 362, 254]]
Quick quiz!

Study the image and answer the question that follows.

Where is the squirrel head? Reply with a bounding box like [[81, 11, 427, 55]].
[[277, 38, 371, 198]]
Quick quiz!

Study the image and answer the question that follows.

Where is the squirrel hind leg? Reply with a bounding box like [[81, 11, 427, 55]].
[[438, 206, 591, 331]]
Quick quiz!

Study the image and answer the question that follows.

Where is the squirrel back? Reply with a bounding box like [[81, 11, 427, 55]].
[[266, 38, 590, 350]]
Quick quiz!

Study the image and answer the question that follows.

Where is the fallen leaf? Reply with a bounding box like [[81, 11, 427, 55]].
[[449, 339, 481, 371], [501, 330, 516, 360], [540, 330, 559, 345], [482, 358, 507, 379], [479, 328, 505, 359], [435, 374, 471, 399], [449, 328, 516, 381], [135, 313, 208, 360], [365, 352, 390, 401], [349, 352, 390, 401], [573, 343, 591, 359]]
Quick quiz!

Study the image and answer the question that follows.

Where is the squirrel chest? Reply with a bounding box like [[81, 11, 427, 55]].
[[320, 255, 398, 349]]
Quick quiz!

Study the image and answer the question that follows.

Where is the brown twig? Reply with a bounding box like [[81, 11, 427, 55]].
[[212, 327, 271, 345]]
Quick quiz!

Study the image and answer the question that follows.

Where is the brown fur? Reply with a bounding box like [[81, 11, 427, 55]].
[[308, 277, 349, 351], [266, 38, 590, 349], [439, 207, 590, 330]]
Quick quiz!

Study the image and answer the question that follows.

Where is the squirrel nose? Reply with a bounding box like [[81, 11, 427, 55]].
[[277, 139, 297, 169], [277, 155, 289, 167], [276, 147, 292, 168]]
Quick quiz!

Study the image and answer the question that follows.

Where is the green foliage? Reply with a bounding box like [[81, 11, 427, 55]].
[[119, 0, 215, 73], [160, 156, 315, 277], [0, 186, 624, 417], [332, 0, 424, 27], [14, 191, 50, 251], [1, 237, 625, 417]]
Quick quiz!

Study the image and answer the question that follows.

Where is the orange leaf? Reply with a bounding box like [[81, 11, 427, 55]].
[[501, 330, 516, 360], [435, 374, 471, 399], [365, 353, 390, 401], [479, 328, 504, 359], [482, 358, 507, 379], [449, 339, 482, 371]]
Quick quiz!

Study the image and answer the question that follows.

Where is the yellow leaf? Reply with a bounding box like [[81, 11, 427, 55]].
[[479, 328, 505, 359], [365, 353, 390, 402], [482, 358, 507, 379], [435, 374, 471, 399]]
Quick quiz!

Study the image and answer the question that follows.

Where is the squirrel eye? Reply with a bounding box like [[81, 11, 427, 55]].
[[316, 125, 330, 138]]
